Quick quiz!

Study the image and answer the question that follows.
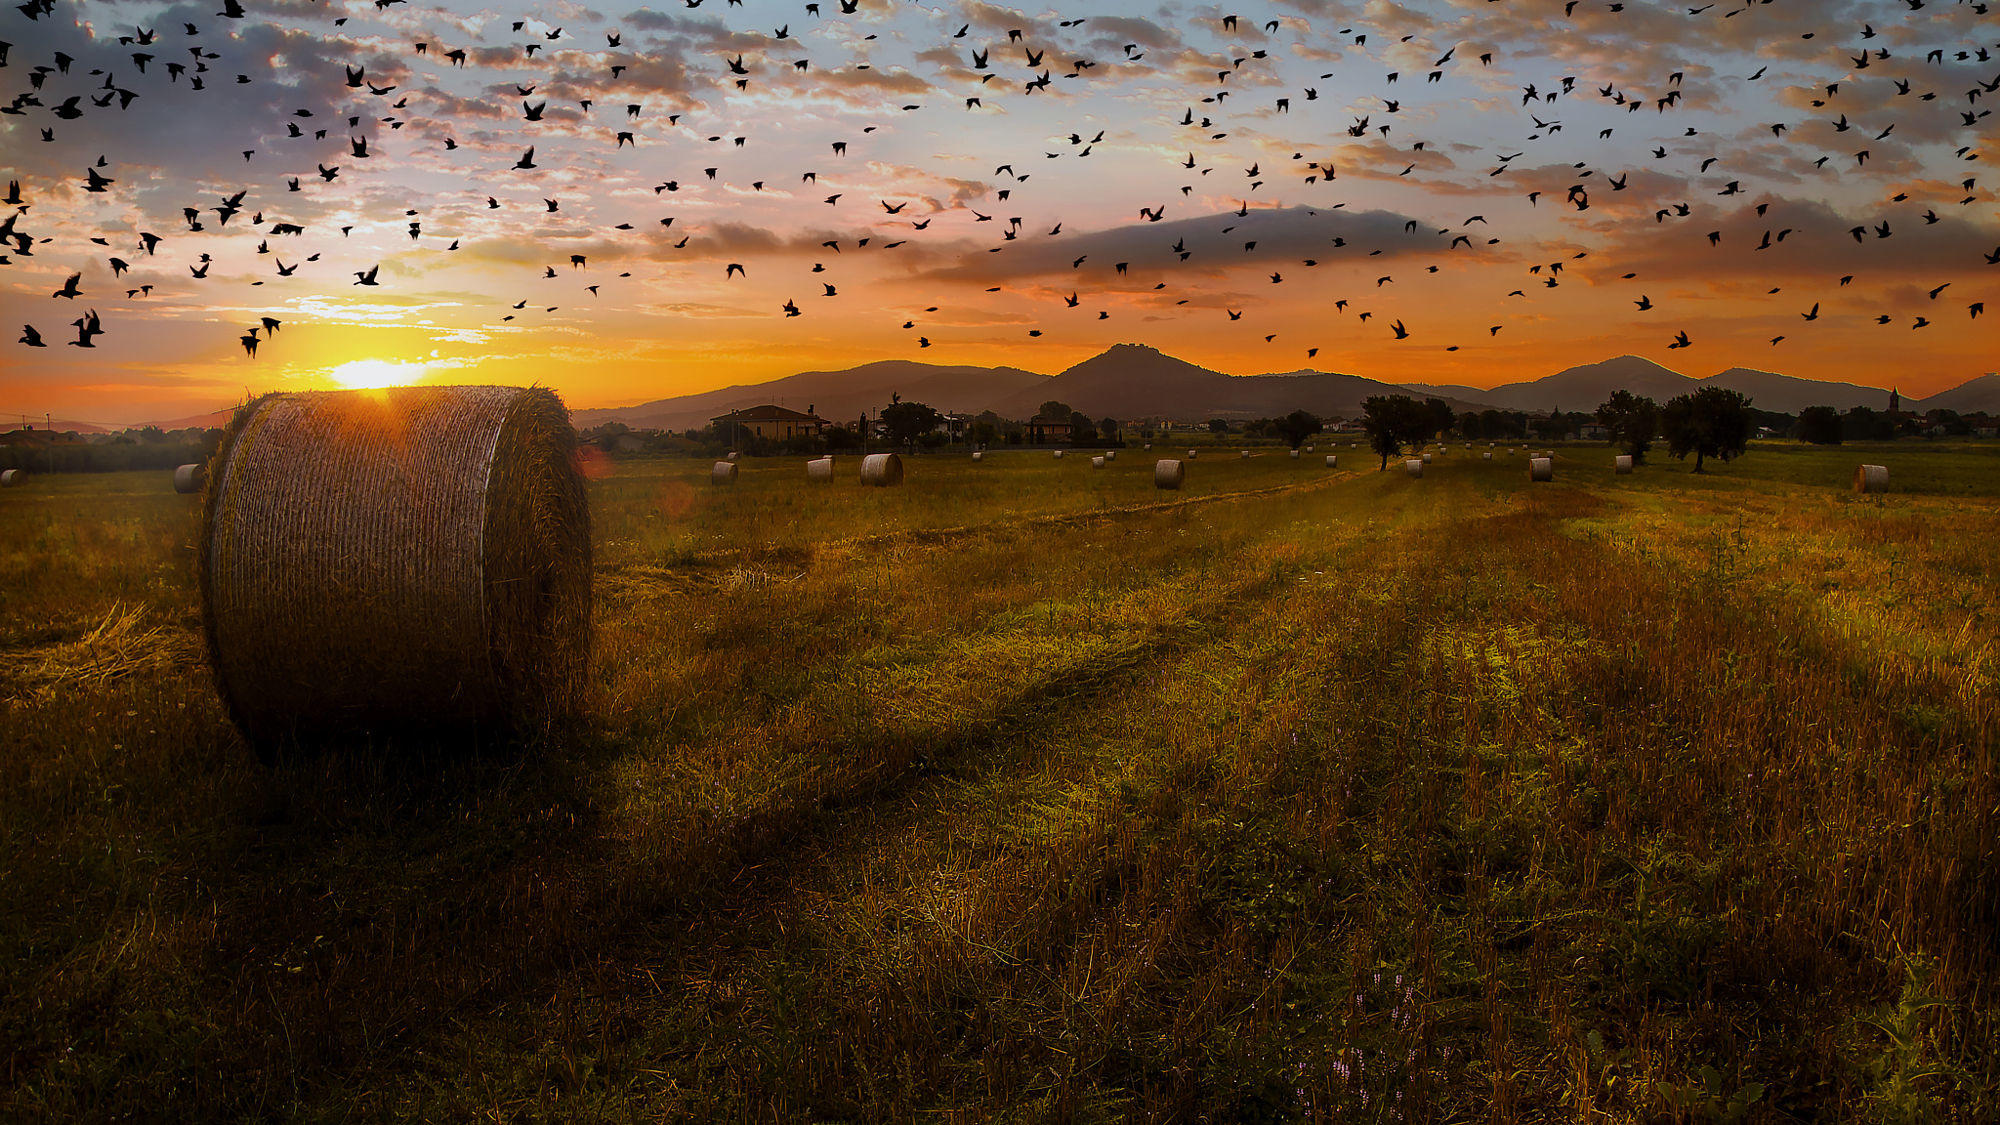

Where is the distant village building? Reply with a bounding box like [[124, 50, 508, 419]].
[[1027, 412, 1073, 444], [711, 404, 828, 443]]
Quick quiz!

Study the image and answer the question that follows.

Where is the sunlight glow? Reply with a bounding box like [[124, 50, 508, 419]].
[[326, 359, 429, 390]]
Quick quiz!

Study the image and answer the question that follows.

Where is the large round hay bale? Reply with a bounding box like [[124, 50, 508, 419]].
[[807, 456, 834, 481], [174, 463, 205, 493], [1530, 456, 1554, 482], [970, 450, 984, 462], [860, 452, 903, 486], [1614, 454, 1633, 474], [712, 460, 738, 485], [0, 468, 20, 487], [1154, 459, 1184, 490], [1854, 463, 1888, 493], [1324, 454, 1338, 468], [1091, 454, 1106, 469], [199, 385, 590, 745], [1405, 459, 1423, 478]]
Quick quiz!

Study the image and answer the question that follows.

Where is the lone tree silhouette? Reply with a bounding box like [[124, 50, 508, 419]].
[[1595, 390, 1660, 463], [1272, 409, 1323, 449], [1363, 395, 1439, 469], [1661, 386, 1753, 473]]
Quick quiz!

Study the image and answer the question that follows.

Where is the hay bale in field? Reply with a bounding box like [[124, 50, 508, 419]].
[[726, 451, 740, 462], [1104, 450, 1116, 461], [1325, 454, 1338, 468], [199, 385, 590, 746], [1053, 449, 1065, 459], [970, 451, 984, 462], [712, 460, 738, 485], [1241, 450, 1252, 459], [1405, 459, 1423, 478], [1482, 452, 1492, 461], [1530, 456, 1554, 482], [1091, 455, 1106, 469], [1421, 453, 1433, 464], [174, 463, 205, 493], [1143, 442, 1152, 450], [860, 452, 903, 486], [1854, 463, 1889, 493], [0, 468, 20, 487], [1186, 449, 1198, 459], [1290, 449, 1300, 459], [807, 456, 835, 481], [1154, 459, 1184, 490], [1614, 455, 1633, 474]]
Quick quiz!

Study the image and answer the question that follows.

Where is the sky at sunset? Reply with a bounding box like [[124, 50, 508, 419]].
[[2, 0, 1996, 425]]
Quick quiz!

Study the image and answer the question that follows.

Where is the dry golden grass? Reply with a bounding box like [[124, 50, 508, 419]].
[[1, 443, 1994, 1121]]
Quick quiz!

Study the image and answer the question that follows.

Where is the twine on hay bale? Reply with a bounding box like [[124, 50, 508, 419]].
[[1154, 459, 1184, 490], [1091, 455, 1106, 468], [712, 460, 738, 485], [1854, 463, 1888, 493], [860, 452, 903, 486], [1325, 454, 1338, 468], [807, 456, 834, 481], [1530, 456, 1554, 482], [174, 463, 205, 493], [1614, 454, 1633, 474], [199, 385, 591, 746], [0, 469, 19, 487], [1405, 459, 1423, 478]]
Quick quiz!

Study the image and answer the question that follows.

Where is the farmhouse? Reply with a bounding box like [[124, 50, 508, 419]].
[[1027, 412, 1073, 444], [711, 404, 829, 442]]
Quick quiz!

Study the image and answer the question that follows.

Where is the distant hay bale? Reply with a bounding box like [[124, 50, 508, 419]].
[[1154, 459, 1184, 490], [1325, 454, 1338, 468], [726, 451, 740, 462], [861, 452, 903, 486], [712, 460, 738, 485], [1104, 450, 1116, 461], [1530, 456, 1554, 482], [1186, 449, 1198, 459], [1482, 452, 1492, 461], [1405, 459, 1423, 478], [1614, 454, 1633, 474], [1290, 449, 1300, 459], [970, 451, 984, 462], [1143, 442, 1152, 450], [1241, 450, 1252, 459], [1091, 455, 1106, 468], [1053, 449, 1065, 459], [1422, 453, 1433, 463], [174, 463, 205, 493], [199, 385, 590, 746], [0, 469, 19, 487], [807, 456, 834, 481], [1855, 463, 1889, 493]]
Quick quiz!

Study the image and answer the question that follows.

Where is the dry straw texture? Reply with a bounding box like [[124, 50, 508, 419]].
[[199, 385, 591, 745], [1154, 459, 1184, 490], [1104, 450, 1116, 461], [861, 452, 904, 486], [712, 461, 739, 485], [0, 469, 18, 486], [1405, 459, 1424, 478], [1091, 455, 1106, 469], [1530, 457, 1555, 482], [1615, 455, 1634, 474], [1854, 463, 1889, 493], [807, 456, 835, 481], [1325, 455, 1338, 468], [174, 463, 205, 494]]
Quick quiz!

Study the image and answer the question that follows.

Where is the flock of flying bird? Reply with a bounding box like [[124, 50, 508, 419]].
[[3, 0, 1998, 373]]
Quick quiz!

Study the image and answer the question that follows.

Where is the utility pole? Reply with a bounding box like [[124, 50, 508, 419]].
[[46, 413, 53, 475]]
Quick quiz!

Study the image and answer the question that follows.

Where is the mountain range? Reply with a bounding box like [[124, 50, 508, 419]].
[[575, 346, 1993, 431]]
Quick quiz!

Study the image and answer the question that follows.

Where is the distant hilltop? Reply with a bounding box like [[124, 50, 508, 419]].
[[573, 345, 1996, 431]]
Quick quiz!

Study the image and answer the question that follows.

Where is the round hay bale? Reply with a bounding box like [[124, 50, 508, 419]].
[[1614, 454, 1633, 474], [1104, 450, 1116, 461], [1091, 454, 1106, 469], [1481, 452, 1492, 461], [860, 452, 903, 486], [726, 451, 740, 462], [1143, 442, 1152, 450], [1053, 449, 1065, 459], [1241, 450, 1252, 459], [1289, 449, 1300, 459], [1421, 453, 1433, 464], [1405, 459, 1423, 478], [712, 460, 738, 485], [0, 468, 19, 487], [199, 385, 590, 746], [970, 450, 984, 462], [174, 463, 205, 493], [807, 456, 834, 481], [1854, 463, 1889, 493], [1324, 454, 1338, 468], [1186, 449, 1198, 460], [1154, 459, 1184, 490], [1530, 456, 1554, 482]]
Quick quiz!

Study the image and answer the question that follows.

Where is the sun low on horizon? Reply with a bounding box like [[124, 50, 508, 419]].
[[2, 0, 1996, 423]]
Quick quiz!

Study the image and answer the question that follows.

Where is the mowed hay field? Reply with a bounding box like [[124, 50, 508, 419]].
[[2, 443, 1997, 1121]]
